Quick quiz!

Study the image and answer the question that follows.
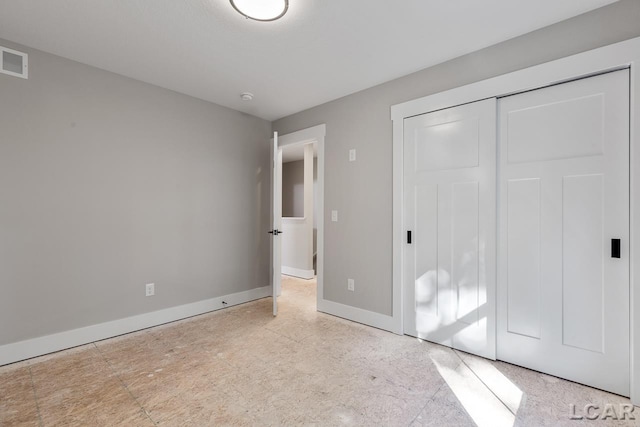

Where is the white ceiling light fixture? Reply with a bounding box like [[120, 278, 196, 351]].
[[240, 92, 254, 101], [230, 0, 289, 22]]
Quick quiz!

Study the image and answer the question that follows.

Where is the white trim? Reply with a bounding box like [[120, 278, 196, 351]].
[[391, 117, 404, 335], [630, 45, 640, 407], [282, 266, 315, 280], [278, 124, 326, 147], [273, 124, 326, 315], [0, 45, 28, 79], [282, 217, 306, 223], [391, 36, 640, 405], [391, 38, 639, 121], [318, 299, 399, 333], [0, 285, 270, 366]]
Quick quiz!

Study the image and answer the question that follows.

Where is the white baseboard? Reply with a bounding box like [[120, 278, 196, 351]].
[[282, 266, 315, 280], [0, 285, 270, 366], [317, 298, 402, 335]]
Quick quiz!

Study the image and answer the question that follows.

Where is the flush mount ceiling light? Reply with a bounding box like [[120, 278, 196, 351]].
[[230, 0, 288, 22]]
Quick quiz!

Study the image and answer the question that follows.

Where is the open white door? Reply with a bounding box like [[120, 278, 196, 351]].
[[271, 132, 282, 316]]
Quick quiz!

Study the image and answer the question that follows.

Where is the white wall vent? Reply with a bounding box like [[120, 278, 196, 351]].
[[1, 46, 28, 79]]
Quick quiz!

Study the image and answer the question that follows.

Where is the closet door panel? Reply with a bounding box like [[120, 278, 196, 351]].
[[497, 70, 630, 396], [404, 98, 496, 359]]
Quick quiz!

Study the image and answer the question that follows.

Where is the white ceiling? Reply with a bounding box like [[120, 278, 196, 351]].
[[0, 0, 618, 121]]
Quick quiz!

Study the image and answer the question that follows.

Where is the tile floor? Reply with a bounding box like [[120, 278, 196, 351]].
[[0, 276, 637, 426]]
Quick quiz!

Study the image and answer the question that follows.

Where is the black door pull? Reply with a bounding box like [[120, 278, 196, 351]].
[[611, 239, 621, 258], [407, 230, 412, 244], [268, 229, 283, 235]]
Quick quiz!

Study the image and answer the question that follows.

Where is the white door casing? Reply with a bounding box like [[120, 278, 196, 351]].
[[496, 70, 630, 395], [403, 98, 497, 359]]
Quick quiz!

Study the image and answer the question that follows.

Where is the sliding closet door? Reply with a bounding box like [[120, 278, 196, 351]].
[[497, 70, 630, 395], [403, 98, 496, 359]]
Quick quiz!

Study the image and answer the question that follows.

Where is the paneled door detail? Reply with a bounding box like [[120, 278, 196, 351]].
[[497, 70, 630, 395], [403, 98, 497, 359]]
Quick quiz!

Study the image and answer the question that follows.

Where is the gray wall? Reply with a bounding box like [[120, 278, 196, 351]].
[[282, 160, 304, 217], [273, 0, 640, 316], [281, 158, 319, 256], [0, 39, 272, 345]]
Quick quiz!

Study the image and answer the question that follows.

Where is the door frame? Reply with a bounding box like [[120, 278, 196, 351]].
[[270, 124, 326, 311], [391, 36, 640, 405]]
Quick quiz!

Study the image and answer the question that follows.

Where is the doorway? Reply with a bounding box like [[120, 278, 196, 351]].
[[270, 125, 326, 316], [280, 142, 317, 280]]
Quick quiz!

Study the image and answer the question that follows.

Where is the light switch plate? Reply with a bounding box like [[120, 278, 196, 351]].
[[349, 149, 356, 162], [145, 283, 155, 297], [331, 210, 338, 222], [347, 279, 355, 291]]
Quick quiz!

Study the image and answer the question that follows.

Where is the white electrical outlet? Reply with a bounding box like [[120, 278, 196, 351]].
[[332, 210, 338, 222], [347, 278, 355, 292], [349, 149, 356, 162], [145, 283, 155, 297]]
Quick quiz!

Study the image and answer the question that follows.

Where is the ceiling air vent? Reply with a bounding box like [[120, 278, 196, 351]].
[[1, 46, 28, 79]]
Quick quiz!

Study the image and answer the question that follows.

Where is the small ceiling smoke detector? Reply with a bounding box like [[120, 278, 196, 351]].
[[240, 92, 254, 101], [230, 0, 288, 22]]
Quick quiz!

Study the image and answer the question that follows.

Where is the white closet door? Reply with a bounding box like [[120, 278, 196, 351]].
[[403, 98, 497, 359], [497, 70, 630, 395]]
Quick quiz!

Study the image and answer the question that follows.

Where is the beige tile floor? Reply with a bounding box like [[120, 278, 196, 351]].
[[0, 275, 637, 426]]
